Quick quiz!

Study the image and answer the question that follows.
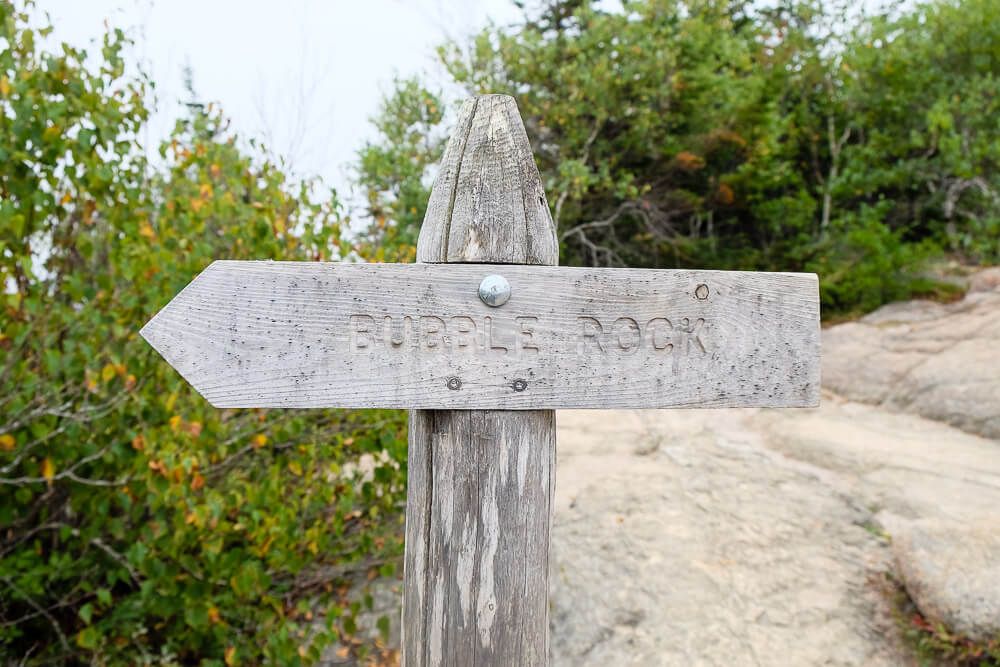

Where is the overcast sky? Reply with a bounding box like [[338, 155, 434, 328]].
[[38, 0, 523, 199]]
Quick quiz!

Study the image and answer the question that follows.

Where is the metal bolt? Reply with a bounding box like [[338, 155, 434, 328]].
[[695, 284, 710, 300], [478, 274, 511, 307], [447, 377, 462, 390], [512, 379, 528, 392]]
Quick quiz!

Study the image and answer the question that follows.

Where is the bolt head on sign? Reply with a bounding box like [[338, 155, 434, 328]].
[[479, 274, 512, 307], [140, 260, 821, 410]]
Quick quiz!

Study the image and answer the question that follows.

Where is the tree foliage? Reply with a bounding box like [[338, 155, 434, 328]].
[[841, 0, 1000, 261], [351, 79, 446, 263], [0, 2, 407, 663], [355, 0, 998, 316]]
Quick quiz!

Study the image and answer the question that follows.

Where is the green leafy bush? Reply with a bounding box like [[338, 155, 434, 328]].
[[806, 204, 946, 316], [0, 3, 407, 663], [842, 0, 1000, 264]]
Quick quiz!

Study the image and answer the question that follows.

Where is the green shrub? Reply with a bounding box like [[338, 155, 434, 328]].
[[0, 3, 407, 663], [807, 204, 943, 316]]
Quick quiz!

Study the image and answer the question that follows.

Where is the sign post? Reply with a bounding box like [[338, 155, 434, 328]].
[[141, 95, 820, 665]]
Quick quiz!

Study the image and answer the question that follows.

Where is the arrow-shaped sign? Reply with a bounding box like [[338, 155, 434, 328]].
[[141, 260, 820, 410]]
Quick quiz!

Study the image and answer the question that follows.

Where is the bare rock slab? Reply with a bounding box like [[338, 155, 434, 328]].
[[550, 409, 899, 666], [552, 394, 1000, 665], [759, 398, 1000, 647], [822, 270, 1000, 439], [889, 517, 1000, 643]]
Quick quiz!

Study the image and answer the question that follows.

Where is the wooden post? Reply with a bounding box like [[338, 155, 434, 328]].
[[402, 95, 559, 665]]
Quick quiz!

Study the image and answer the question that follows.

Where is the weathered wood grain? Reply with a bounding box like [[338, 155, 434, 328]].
[[139, 261, 820, 410], [405, 93, 557, 666], [403, 410, 555, 666], [415, 95, 558, 265]]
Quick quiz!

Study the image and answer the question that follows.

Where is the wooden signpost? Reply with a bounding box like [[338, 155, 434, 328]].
[[142, 95, 821, 665]]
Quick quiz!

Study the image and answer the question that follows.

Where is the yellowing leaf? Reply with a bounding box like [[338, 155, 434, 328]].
[[76, 626, 99, 649], [288, 461, 303, 476], [131, 434, 145, 451], [82, 200, 96, 225], [0, 76, 10, 97], [298, 645, 308, 658], [101, 363, 117, 382], [208, 606, 221, 624], [41, 457, 55, 482], [139, 221, 155, 239], [273, 217, 286, 235], [190, 473, 205, 491], [252, 434, 267, 448], [0, 434, 15, 451], [169, 415, 182, 432], [225, 646, 237, 666]]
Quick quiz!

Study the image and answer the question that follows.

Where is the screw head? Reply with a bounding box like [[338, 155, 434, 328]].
[[447, 377, 462, 390], [695, 284, 710, 300], [478, 274, 511, 307], [512, 379, 528, 392]]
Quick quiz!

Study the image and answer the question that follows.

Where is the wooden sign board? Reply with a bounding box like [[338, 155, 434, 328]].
[[141, 260, 820, 409]]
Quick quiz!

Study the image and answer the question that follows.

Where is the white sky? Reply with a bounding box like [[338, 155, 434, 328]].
[[37, 0, 523, 201]]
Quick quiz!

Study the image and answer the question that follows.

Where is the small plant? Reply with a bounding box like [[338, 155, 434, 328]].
[[883, 572, 1000, 666]]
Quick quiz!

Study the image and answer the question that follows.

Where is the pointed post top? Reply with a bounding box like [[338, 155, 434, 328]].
[[416, 94, 559, 266]]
